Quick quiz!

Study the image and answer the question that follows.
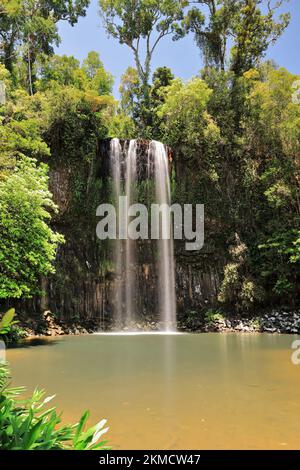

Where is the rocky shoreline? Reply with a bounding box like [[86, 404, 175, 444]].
[[181, 310, 300, 334], [19, 311, 98, 338], [17, 309, 300, 338]]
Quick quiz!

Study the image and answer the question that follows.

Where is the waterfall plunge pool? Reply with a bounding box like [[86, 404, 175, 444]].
[[6, 332, 300, 449]]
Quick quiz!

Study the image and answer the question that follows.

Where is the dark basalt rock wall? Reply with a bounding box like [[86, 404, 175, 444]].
[[18, 139, 224, 326]]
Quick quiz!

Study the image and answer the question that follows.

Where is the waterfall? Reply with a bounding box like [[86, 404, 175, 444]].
[[110, 138, 122, 325], [109, 138, 176, 331], [124, 140, 137, 325], [151, 141, 177, 331]]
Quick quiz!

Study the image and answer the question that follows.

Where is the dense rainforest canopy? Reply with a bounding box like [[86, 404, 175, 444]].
[[0, 0, 299, 313]]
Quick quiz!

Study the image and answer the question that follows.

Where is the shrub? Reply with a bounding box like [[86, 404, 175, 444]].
[[0, 158, 64, 299], [0, 309, 17, 336], [0, 309, 26, 344], [0, 363, 110, 450], [218, 235, 265, 311], [204, 309, 225, 324]]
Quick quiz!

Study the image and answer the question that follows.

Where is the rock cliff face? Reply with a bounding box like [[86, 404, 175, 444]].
[[23, 139, 224, 326]]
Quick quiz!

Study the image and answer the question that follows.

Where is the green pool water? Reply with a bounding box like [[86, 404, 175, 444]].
[[6, 332, 300, 449]]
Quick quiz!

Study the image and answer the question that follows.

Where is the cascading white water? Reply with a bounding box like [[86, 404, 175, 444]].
[[124, 140, 137, 325], [109, 138, 176, 331], [110, 138, 122, 325], [151, 141, 177, 331]]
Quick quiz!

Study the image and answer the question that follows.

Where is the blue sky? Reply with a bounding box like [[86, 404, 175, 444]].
[[56, 0, 300, 97]]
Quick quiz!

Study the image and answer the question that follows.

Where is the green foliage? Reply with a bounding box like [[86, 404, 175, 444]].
[[0, 58, 117, 301], [82, 51, 114, 95], [242, 66, 300, 304], [259, 230, 300, 265], [0, 363, 110, 450], [0, 0, 90, 91], [37, 52, 114, 96], [119, 66, 141, 115], [0, 309, 26, 343], [0, 0, 299, 316], [158, 77, 220, 151], [151, 67, 174, 102], [0, 157, 64, 299], [250, 317, 261, 330], [175, 1, 290, 75], [230, 1, 290, 76], [160, 59, 299, 310], [0, 71, 51, 175], [218, 236, 265, 311], [258, 229, 300, 297], [37, 55, 83, 90], [43, 84, 115, 158], [174, 0, 234, 71], [5, 324, 27, 343], [0, 308, 16, 336], [99, 0, 186, 95], [204, 309, 224, 324], [107, 111, 136, 139], [118, 65, 175, 136]]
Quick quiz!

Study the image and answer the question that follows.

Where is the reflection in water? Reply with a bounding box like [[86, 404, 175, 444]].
[[7, 337, 59, 349], [6, 333, 300, 449]]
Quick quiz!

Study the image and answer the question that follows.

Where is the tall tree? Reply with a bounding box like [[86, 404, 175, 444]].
[[0, 0, 90, 93], [176, 0, 290, 75], [118, 65, 174, 136], [119, 66, 141, 115], [175, 0, 238, 71], [99, 0, 186, 98], [0, 0, 20, 75], [151, 66, 174, 103], [82, 51, 114, 95], [230, 0, 290, 76]]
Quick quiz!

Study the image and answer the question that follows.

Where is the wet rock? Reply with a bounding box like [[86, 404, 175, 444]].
[[18, 308, 300, 338]]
